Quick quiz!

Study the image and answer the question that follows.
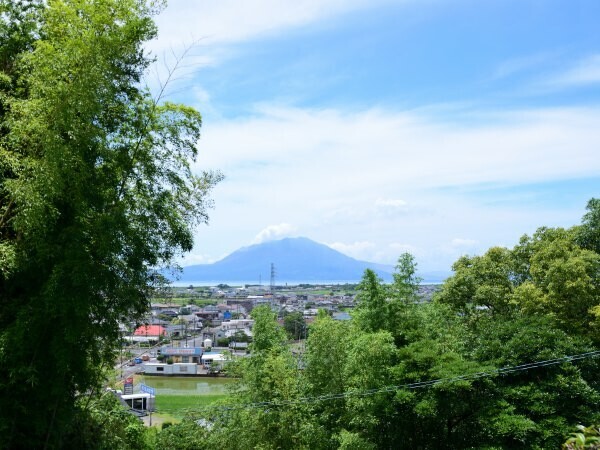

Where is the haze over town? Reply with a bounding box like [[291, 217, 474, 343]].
[[148, 0, 600, 272]]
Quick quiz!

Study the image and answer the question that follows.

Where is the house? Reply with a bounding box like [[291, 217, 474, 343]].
[[160, 346, 203, 364], [220, 319, 254, 332], [200, 353, 228, 371], [125, 324, 167, 343], [195, 305, 220, 323], [150, 303, 181, 315]]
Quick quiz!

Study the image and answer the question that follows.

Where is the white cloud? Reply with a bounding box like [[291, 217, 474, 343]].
[[371, 243, 421, 265], [389, 242, 419, 254], [543, 54, 600, 88], [375, 198, 408, 208], [149, 0, 394, 57], [327, 241, 422, 265], [449, 238, 478, 248], [491, 52, 557, 80], [436, 238, 482, 263], [252, 223, 298, 244], [179, 252, 218, 266], [196, 105, 600, 191], [328, 241, 375, 259]]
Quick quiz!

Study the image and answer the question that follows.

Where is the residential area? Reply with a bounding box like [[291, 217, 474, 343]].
[[115, 283, 439, 386]]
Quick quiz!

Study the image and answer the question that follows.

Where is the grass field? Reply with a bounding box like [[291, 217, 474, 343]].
[[138, 376, 233, 419], [154, 394, 228, 418]]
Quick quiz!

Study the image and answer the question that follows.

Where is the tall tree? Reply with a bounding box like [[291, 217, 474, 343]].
[[353, 268, 389, 333], [390, 252, 422, 303], [0, 0, 221, 446], [577, 198, 600, 254], [304, 312, 350, 444], [205, 305, 325, 449], [283, 310, 308, 341]]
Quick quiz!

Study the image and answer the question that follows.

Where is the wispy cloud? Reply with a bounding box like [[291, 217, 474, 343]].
[[179, 252, 219, 266], [327, 240, 421, 265], [149, 0, 394, 56], [492, 52, 558, 80], [196, 104, 600, 190], [375, 198, 408, 208], [449, 238, 478, 248], [328, 240, 375, 260], [541, 54, 600, 89]]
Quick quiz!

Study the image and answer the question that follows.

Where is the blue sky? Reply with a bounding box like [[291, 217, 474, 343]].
[[147, 0, 600, 273]]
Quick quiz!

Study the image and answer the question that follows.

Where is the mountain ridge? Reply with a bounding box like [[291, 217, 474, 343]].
[[174, 237, 450, 283]]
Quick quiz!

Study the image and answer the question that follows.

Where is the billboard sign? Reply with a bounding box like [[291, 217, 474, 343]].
[[123, 377, 134, 395], [140, 384, 156, 396]]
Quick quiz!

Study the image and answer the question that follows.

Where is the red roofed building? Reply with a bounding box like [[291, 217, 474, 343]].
[[134, 325, 167, 338]]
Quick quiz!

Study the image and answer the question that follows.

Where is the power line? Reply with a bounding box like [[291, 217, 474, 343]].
[[172, 350, 600, 416]]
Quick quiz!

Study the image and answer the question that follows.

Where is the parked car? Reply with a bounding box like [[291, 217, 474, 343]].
[[134, 357, 143, 364]]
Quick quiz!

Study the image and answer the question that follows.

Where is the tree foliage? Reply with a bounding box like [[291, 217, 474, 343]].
[[283, 310, 308, 340], [0, 0, 221, 446]]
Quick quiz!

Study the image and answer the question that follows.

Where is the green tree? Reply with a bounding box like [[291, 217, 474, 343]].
[[204, 305, 326, 449], [354, 255, 422, 345], [154, 419, 209, 450], [510, 227, 600, 336], [249, 305, 287, 353], [304, 312, 350, 444], [470, 315, 600, 449], [65, 392, 153, 450], [390, 252, 422, 303], [577, 198, 600, 255], [435, 246, 517, 316], [343, 330, 397, 448], [0, 0, 221, 446], [436, 223, 600, 338], [283, 310, 308, 340], [387, 252, 422, 345], [353, 268, 389, 333]]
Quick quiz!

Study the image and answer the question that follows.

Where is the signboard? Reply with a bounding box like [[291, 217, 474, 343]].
[[123, 377, 134, 395], [161, 347, 202, 356], [140, 384, 156, 396]]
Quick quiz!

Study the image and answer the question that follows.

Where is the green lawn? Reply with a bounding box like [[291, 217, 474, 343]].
[[154, 394, 228, 418]]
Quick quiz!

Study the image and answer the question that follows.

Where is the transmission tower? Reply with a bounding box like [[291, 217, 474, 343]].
[[270, 262, 276, 293]]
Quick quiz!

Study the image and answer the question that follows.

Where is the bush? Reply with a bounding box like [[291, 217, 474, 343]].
[[563, 424, 600, 449], [154, 419, 208, 450]]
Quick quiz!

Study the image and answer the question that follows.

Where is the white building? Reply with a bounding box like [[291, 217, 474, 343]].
[[200, 353, 228, 371], [143, 363, 198, 375]]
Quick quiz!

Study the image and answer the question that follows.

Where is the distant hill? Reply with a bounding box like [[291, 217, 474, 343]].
[[176, 237, 394, 283], [175, 237, 450, 284]]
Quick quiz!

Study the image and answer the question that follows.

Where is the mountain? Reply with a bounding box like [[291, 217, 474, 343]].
[[176, 237, 395, 283]]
